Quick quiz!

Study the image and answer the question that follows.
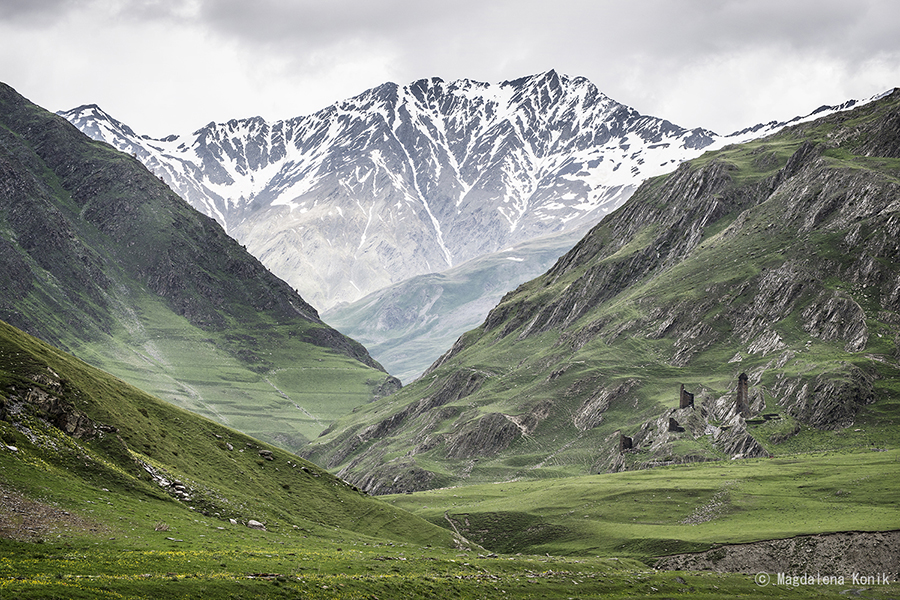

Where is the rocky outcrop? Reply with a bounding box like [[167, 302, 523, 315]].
[[772, 366, 875, 430], [574, 380, 637, 431], [801, 291, 868, 352], [344, 460, 441, 496], [710, 417, 767, 459], [4, 369, 111, 441], [655, 530, 900, 577], [314, 368, 487, 469], [373, 375, 403, 399], [444, 413, 521, 459]]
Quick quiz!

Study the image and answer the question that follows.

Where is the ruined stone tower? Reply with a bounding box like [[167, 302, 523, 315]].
[[736, 372, 749, 417], [679, 384, 694, 409]]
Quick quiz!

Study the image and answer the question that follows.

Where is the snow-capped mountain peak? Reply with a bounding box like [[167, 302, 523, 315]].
[[59, 74, 883, 311]]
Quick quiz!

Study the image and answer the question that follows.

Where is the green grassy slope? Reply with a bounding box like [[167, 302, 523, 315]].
[[387, 450, 900, 559], [305, 89, 900, 493], [0, 319, 454, 548], [0, 82, 395, 451], [66, 292, 390, 448], [5, 320, 880, 599], [6, 329, 897, 599]]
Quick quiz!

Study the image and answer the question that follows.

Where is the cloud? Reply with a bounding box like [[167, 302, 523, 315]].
[[0, 0, 89, 24], [195, 0, 485, 44], [1, 0, 897, 136]]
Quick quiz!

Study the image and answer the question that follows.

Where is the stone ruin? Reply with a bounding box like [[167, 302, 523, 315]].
[[736, 372, 750, 417], [679, 384, 694, 409], [668, 417, 685, 433], [618, 433, 633, 452]]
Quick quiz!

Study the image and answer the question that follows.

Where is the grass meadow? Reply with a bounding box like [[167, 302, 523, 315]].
[[2, 449, 898, 599]]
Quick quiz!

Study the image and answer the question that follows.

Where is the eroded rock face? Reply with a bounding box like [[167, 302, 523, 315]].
[[444, 413, 521, 459], [5, 370, 109, 440], [574, 380, 637, 431], [711, 418, 767, 459], [801, 291, 868, 352], [313, 368, 488, 470], [772, 366, 875, 430], [344, 460, 439, 496], [655, 530, 900, 576]]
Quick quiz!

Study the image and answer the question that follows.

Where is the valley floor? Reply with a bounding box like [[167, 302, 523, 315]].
[[2, 449, 898, 600], [2, 538, 899, 599]]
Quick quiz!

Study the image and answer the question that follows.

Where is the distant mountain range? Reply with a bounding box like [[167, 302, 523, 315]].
[[61, 72, 887, 382], [323, 226, 588, 383], [60, 71, 723, 310]]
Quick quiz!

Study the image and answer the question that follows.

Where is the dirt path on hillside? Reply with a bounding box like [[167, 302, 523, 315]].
[[0, 484, 108, 541]]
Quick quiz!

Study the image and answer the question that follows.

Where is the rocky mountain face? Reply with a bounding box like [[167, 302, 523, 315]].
[[0, 82, 394, 451], [61, 71, 724, 310], [302, 89, 900, 494]]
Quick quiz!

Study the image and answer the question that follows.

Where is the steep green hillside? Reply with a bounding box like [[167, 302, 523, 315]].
[[5, 318, 871, 599], [0, 82, 397, 451], [325, 228, 586, 383], [0, 319, 459, 598], [305, 89, 900, 493], [0, 319, 453, 547]]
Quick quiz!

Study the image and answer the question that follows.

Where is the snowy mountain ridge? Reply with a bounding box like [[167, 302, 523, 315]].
[[60, 71, 885, 310]]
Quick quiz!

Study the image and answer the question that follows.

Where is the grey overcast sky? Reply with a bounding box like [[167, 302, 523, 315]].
[[2, 0, 898, 137]]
